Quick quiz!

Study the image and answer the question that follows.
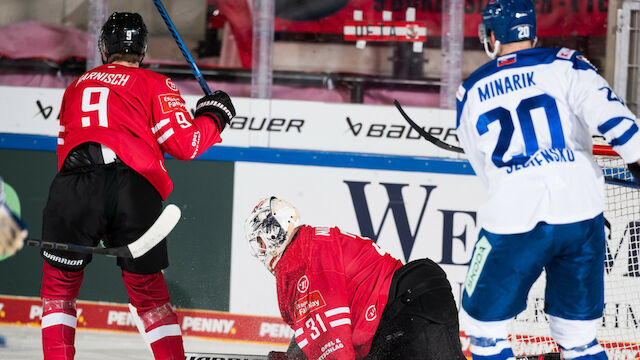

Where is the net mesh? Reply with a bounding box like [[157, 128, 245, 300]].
[[508, 147, 640, 359]]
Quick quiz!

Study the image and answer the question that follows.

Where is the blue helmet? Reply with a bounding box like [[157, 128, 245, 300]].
[[479, 0, 537, 56]]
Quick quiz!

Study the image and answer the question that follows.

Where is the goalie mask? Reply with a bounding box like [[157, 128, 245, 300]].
[[99, 12, 148, 64], [245, 197, 300, 274]]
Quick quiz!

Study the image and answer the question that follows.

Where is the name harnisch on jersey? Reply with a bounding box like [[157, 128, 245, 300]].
[[456, 47, 640, 234]]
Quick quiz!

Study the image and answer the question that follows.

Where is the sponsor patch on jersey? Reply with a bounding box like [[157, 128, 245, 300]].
[[497, 54, 517, 67], [556, 47, 576, 60], [365, 305, 377, 321], [464, 236, 492, 296], [295, 290, 326, 321], [165, 78, 178, 91], [456, 85, 466, 101], [297, 275, 309, 293], [158, 94, 187, 113]]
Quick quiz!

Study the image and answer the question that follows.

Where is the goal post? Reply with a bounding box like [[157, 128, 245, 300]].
[[508, 145, 640, 359]]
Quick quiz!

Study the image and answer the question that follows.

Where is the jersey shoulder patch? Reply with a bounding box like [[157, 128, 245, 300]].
[[576, 54, 598, 71], [556, 47, 576, 60]]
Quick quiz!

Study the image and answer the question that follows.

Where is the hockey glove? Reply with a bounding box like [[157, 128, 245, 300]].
[[0, 203, 27, 260], [195, 90, 236, 132]]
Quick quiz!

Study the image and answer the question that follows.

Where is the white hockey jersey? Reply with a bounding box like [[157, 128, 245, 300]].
[[456, 47, 640, 234]]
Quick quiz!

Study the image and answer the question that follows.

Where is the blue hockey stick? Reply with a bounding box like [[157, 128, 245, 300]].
[[152, 0, 212, 95]]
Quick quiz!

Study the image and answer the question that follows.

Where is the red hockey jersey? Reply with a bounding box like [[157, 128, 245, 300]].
[[57, 63, 222, 200], [276, 226, 402, 360]]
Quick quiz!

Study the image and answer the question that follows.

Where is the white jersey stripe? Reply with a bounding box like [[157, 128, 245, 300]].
[[294, 328, 304, 337], [41, 313, 77, 329], [297, 339, 308, 349], [146, 324, 182, 343], [329, 318, 351, 327], [156, 128, 175, 145], [324, 307, 350, 317], [152, 118, 171, 134]]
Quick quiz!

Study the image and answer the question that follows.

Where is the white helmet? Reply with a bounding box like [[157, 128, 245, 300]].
[[244, 196, 300, 274]]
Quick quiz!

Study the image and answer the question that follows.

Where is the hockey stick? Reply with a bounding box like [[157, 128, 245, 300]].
[[394, 99, 464, 153], [394, 99, 640, 189], [152, 0, 212, 96], [26, 204, 181, 258]]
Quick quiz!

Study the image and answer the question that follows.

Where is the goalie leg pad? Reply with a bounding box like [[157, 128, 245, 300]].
[[549, 316, 607, 360], [40, 262, 84, 360], [122, 270, 184, 359]]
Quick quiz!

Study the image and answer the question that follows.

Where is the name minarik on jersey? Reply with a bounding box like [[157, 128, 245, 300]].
[[477, 71, 535, 102]]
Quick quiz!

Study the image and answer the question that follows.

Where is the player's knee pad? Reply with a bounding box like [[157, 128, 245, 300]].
[[389, 258, 458, 325], [122, 270, 170, 314], [42, 298, 77, 318], [41, 248, 91, 272], [549, 315, 606, 359], [139, 303, 179, 331], [40, 261, 84, 299]]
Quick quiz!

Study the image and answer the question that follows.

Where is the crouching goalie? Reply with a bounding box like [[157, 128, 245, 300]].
[[0, 177, 27, 261], [244, 197, 466, 360]]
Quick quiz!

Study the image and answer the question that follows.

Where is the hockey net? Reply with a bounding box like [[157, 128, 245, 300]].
[[508, 143, 640, 359]]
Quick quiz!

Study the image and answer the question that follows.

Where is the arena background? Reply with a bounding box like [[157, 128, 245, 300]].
[[0, 0, 638, 358]]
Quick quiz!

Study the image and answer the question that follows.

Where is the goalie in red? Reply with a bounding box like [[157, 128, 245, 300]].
[[244, 196, 466, 360], [39, 12, 235, 360]]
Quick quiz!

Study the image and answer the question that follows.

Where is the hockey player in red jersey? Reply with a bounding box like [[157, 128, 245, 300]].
[[39, 12, 235, 360], [244, 197, 466, 360]]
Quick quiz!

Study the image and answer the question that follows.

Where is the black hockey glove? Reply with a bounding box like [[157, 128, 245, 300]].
[[195, 90, 236, 132]]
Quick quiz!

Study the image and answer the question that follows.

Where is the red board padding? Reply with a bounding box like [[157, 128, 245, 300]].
[[0, 295, 292, 345]]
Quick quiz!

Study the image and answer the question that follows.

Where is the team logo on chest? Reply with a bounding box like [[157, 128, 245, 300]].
[[297, 275, 309, 293], [365, 305, 377, 321]]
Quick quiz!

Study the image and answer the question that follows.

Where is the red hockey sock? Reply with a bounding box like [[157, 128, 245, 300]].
[[40, 262, 84, 360], [122, 270, 184, 360]]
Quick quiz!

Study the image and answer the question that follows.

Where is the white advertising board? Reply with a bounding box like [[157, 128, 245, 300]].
[[229, 161, 486, 317], [0, 85, 461, 159]]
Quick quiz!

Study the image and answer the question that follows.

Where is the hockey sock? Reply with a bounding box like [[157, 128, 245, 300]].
[[549, 316, 607, 360], [122, 270, 184, 360], [558, 340, 607, 360], [468, 336, 516, 360], [40, 262, 84, 360], [459, 308, 515, 360]]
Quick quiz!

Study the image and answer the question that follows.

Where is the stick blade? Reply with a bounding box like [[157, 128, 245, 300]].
[[127, 204, 181, 258]]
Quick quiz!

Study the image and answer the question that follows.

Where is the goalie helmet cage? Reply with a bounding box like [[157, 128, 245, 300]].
[[508, 144, 640, 358]]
